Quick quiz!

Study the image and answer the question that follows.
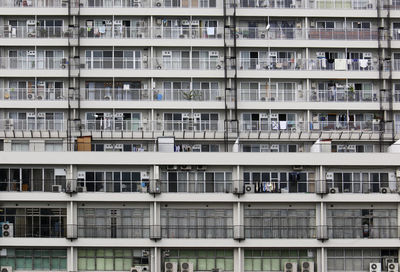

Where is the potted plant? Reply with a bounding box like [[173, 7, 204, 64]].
[[182, 90, 201, 101]]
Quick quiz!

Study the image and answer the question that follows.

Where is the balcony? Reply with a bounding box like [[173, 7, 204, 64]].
[[76, 224, 150, 238], [244, 226, 316, 239], [0, 223, 66, 238], [236, 27, 379, 41], [0, 88, 67, 101], [0, 57, 66, 70], [160, 225, 233, 238], [233, 0, 379, 9], [239, 89, 380, 102], [328, 226, 398, 238], [0, 26, 69, 39], [0, 119, 65, 131], [238, 58, 378, 71]]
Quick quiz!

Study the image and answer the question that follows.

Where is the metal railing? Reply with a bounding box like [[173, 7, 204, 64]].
[[1, 88, 67, 100], [0, 119, 65, 131], [85, 88, 150, 101], [0, 179, 67, 192], [160, 181, 234, 193], [328, 226, 398, 239], [160, 225, 233, 238], [153, 27, 224, 39], [239, 89, 380, 102], [236, 27, 379, 41], [76, 225, 150, 238], [80, 26, 150, 39], [0, 26, 68, 39], [2, 224, 66, 238], [244, 226, 316, 239], [0, 57, 66, 70]]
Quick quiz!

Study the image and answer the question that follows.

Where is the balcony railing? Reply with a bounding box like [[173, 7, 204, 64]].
[[77, 225, 150, 238], [1, 88, 67, 100], [80, 26, 151, 39], [0, 57, 66, 70], [239, 89, 380, 102], [160, 180, 233, 193], [236, 27, 379, 41], [0, 26, 68, 39], [328, 226, 398, 239], [0, 179, 67, 192], [238, 58, 379, 71], [85, 88, 150, 101], [244, 226, 316, 239], [1, 224, 66, 238], [3, 0, 400, 9], [153, 27, 224, 39], [161, 225, 233, 238], [0, 119, 65, 131], [0, 119, 392, 134]]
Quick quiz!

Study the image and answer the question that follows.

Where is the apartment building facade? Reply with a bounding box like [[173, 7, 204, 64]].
[[1, 0, 400, 271]]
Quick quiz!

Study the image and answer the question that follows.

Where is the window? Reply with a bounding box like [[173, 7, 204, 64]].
[[316, 21, 336, 28], [45, 141, 63, 152], [11, 141, 29, 151], [327, 209, 397, 239], [160, 171, 232, 193], [327, 249, 398, 272], [244, 249, 316, 272], [164, 249, 233, 272], [244, 171, 314, 193], [0, 208, 66, 238], [244, 208, 316, 238], [327, 172, 392, 193], [0, 248, 67, 270], [81, 170, 148, 192], [77, 208, 150, 238], [78, 248, 149, 271], [0, 140, 3, 151], [160, 208, 233, 238]]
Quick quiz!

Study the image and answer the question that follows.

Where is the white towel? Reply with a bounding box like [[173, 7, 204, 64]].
[[206, 27, 214, 35], [359, 59, 369, 68], [334, 59, 347, 70]]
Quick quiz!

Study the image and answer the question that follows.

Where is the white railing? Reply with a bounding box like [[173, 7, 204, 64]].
[[1, 88, 67, 100], [0, 57, 66, 70], [0, 26, 68, 39]]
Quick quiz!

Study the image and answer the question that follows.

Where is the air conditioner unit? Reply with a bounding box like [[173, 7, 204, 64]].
[[388, 263, 399, 272], [269, 51, 277, 57], [370, 263, 381, 272], [301, 261, 314, 272], [166, 165, 178, 171], [77, 186, 87, 192], [114, 144, 123, 151], [270, 113, 278, 118], [141, 171, 150, 180], [27, 112, 36, 117], [260, 113, 268, 119], [27, 51, 36, 56], [180, 262, 194, 272], [380, 187, 390, 194], [293, 165, 303, 171], [209, 51, 219, 57], [260, 144, 269, 152], [27, 20, 36, 25], [114, 20, 122, 25], [162, 50, 172, 56], [130, 266, 148, 272], [77, 171, 85, 180], [270, 144, 279, 152], [244, 184, 255, 193], [316, 52, 325, 58], [52, 185, 62, 192], [329, 187, 339, 194], [2, 223, 14, 238], [347, 145, 356, 152], [326, 172, 334, 180], [192, 144, 201, 152], [37, 112, 45, 118], [182, 113, 190, 119], [114, 113, 123, 118], [155, 1, 162, 7], [180, 165, 192, 171], [181, 20, 190, 25], [363, 52, 372, 58], [165, 262, 178, 272], [197, 165, 207, 171], [284, 262, 298, 272], [1, 267, 13, 272], [104, 144, 114, 151], [27, 93, 35, 100], [191, 20, 199, 25]]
